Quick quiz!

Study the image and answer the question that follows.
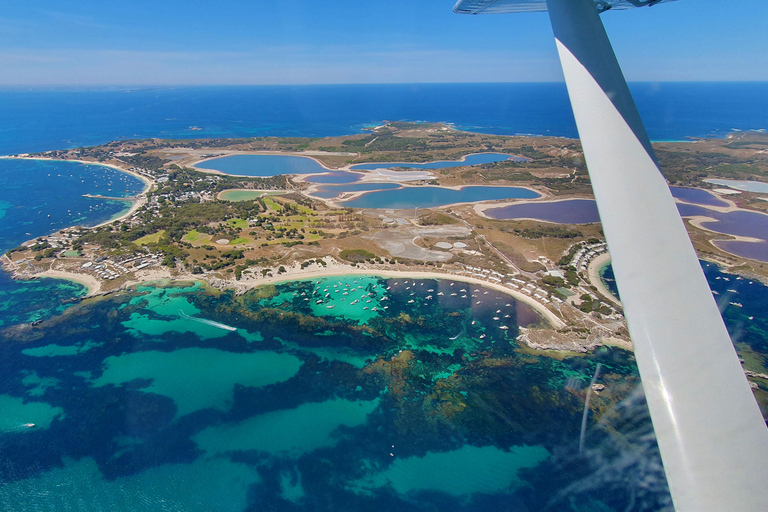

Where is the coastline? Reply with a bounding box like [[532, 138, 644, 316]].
[[0, 156, 153, 189], [35, 269, 101, 296], [0, 156, 154, 229], [586, 253, 621, 307], [14, 262, 566, 330]]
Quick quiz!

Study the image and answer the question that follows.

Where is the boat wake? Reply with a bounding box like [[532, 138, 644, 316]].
[[178, 310, 237, 331]]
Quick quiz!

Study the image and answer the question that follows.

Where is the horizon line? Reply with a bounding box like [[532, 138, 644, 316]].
[[1, 80, 767, 89]]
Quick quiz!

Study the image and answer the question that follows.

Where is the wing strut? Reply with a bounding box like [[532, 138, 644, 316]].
[[544, 0, 768, 509]]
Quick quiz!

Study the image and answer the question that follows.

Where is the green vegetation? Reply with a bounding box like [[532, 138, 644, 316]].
[[514, 226, 582, 240], [226, 218, 249, 230], [419, 212, 458, 226], [339, 249, 375, 262], [134, 230, 166, 245]]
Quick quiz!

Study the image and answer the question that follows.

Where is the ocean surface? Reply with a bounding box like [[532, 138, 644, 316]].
[[1, 83, 767, 156], [1, 83, 768, 511], [0, 159, 146, 253], [0, 277, 671, 511]]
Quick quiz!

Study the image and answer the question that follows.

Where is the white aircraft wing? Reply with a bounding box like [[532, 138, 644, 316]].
[[454, 0, 679, 14], [454, 0, 768, 511]]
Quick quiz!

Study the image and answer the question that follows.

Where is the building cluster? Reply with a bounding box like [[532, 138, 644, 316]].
[[458, 266, 556, 305], [570, 241, 608, 272], [80, 252, 162, 280], [22, 230, 78, 252]]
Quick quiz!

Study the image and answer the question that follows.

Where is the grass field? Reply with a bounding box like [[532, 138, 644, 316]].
[[134, 230, 166, 245], [226, 218, 249, 230]]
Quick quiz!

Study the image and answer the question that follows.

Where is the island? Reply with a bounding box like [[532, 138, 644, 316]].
[[2, 122, 768, 403]]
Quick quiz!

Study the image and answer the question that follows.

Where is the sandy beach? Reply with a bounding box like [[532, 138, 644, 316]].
[[35, 269, 102, 295], [20, 258, 565, 329], [586, 252, 621, 307]]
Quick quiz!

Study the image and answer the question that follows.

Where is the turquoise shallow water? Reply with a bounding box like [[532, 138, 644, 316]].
[[0, 277, 672, 511]]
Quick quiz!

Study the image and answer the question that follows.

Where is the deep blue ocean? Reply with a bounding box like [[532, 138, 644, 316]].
[[1, 83, 767, 156], [1, 83, 768, 512]]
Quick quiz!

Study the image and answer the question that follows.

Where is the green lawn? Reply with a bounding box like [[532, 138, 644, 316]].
[[219, 189, 283, 202], [134, 230, 166, 245], [226, 218, 249, 230], [183, 229, 207, 242]]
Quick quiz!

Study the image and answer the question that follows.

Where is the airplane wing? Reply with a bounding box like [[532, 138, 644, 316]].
[[454, 0, 679, 14], [454, 1, 768, 511]]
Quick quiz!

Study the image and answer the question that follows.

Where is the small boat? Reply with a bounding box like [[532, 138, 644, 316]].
[[326, 305, 335, 309], [23, 423, 35, 428], [729, 302, 743, 308], [499, 326, 509, 330], [479, 334, 486, 339]]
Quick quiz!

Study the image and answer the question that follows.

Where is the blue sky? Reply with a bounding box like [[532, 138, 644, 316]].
[[1, 0, 765, 85]]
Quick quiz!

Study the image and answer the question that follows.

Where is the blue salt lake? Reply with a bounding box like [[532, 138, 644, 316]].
[[487, 196, 768, 262], [486, 188, 727, 224], [349, 152, 526, 170], [486, 199, 602, 224], [311, 182, 402, 199], [195, 154, 328, 177], [705, 179, 768, 193], [677, 203, 768, 262], [670, 186, 729, 207], [304, 171, 363, 184], [341, 185, 540, 209]]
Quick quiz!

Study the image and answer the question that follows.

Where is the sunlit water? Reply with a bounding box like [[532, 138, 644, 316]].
[[0, 277, 673, 511]]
